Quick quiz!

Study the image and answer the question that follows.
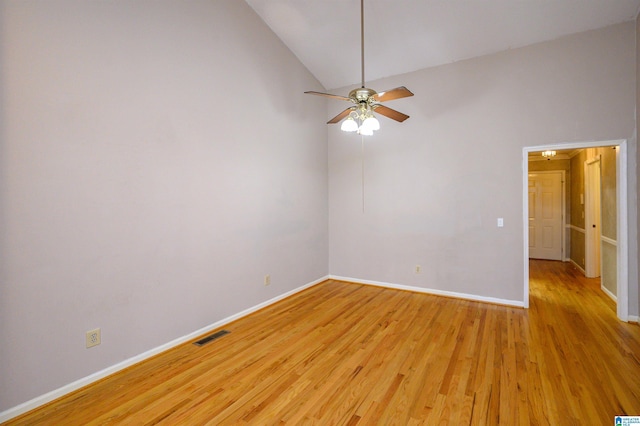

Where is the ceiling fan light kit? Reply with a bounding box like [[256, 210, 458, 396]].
[[305, 0, 413, 136], [340, 105, 380, 134]]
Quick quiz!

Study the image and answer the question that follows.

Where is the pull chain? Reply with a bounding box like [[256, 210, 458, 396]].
[[361, 134, 365, 212]]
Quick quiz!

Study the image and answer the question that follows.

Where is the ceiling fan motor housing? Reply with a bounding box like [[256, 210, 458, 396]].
[[349, 87, 377, 104], [304, 0, 412, 127]]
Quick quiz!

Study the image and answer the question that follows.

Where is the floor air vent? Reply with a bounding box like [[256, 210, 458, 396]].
[[193, 330, 230, 346]]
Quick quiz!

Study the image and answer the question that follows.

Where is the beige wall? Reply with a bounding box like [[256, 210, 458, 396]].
[[529, 159, 571, 172], [329, 23, 636, 304], [570, 151, 587, 269], [600, 148, 618, 240], [636, 14, 640, 317], [568, 147, 617, 295], [0, 0, 329, 413], [599, 147, 618, 296], [602, 242, 618, 296]]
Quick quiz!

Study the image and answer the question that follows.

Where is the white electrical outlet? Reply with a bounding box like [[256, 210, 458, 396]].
[[264, 274, 271, 286], [86, 328, 101, 348], [415, 265, 421, 274]]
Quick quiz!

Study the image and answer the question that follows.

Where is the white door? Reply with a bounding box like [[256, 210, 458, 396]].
[[585, 158, 601, 278], [528, 172, 563, 260]]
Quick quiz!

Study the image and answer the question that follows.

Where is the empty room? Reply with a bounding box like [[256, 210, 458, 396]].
[[1, 0, 640, 424]]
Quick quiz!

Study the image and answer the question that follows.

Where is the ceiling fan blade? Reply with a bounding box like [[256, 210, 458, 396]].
[[373, 105, 410, 122], [372, 86, 414, 102], [305, 91, 351, 102], [327, 107, 355, 124]]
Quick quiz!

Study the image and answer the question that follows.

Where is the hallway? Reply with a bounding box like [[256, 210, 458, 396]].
[[528, 259, 640, 421]]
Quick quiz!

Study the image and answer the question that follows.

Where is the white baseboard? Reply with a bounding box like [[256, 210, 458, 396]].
[[601, 285, 617, 302], [329, 275, 525, 308], [628, 315, 639, 323], [569, 259, 586, 275], [0, 275, 328, 423]]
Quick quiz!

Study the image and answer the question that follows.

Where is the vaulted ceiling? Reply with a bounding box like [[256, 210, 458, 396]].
[[245, 0, 640, 90]]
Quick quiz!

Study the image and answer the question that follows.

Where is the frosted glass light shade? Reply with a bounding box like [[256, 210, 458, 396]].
[[362, 116, 380, 131], [341, 118, 358, 132], [358, 125, 373, 136]]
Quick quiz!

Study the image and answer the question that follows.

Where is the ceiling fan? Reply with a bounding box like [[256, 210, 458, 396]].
[[305, 0, 414, 136]]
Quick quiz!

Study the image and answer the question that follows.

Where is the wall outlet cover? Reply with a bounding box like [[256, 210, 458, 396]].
[[86, 328, 101, 348]]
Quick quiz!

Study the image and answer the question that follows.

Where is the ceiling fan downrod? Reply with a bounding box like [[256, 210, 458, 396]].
[[303, 0, 414, 131], [361, 0, 365, 88]]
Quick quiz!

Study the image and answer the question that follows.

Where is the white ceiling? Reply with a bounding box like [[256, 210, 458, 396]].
[[245, 0, 640, 90]]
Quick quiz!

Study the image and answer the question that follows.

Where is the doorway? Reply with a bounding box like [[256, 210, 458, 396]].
[[522, 140, 628, 321]]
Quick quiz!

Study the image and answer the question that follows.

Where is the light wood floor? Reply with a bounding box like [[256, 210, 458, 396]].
[[5, 260, 640, 425]]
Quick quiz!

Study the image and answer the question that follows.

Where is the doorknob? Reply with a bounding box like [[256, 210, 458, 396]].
[[592, 224, 596, 228]]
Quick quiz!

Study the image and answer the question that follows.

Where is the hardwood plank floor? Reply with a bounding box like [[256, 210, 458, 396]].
[[5, 260, 640, 425]]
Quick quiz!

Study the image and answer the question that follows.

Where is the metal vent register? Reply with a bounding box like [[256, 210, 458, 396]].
[[193, 330, 230, 346]]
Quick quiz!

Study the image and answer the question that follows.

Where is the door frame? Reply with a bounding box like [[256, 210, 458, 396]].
[[528, 170, 566, 261], [522, 139, 628, 321], [584, 156, 602, 278]]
